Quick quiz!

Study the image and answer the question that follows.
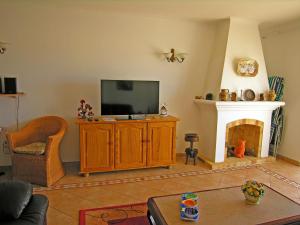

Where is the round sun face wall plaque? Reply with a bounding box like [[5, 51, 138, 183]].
[[237, 58, 259, 77]]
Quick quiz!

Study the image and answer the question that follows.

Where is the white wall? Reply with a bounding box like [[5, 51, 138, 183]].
[[221, 18, 269, 96], [202, 17, 270, 99], [202, 19, 229, 97], [0, 3, 216, 165], [261, 19, 300, 162]]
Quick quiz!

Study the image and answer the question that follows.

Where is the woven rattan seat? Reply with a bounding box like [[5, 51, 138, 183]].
[[7, 116, 67, 187]]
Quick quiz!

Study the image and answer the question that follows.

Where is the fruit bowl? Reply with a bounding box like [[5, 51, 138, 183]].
[[241, 180, 265, 205]]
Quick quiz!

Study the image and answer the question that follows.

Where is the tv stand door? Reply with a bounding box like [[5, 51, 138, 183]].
[[115, 122, 147, 169], [147, 122, 176, 167], [80, 124, 114, 173]]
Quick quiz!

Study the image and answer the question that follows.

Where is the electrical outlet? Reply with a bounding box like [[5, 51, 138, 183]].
[[2, 140, 10, 154], [0, 127, 9, 154], [0, 127, 7, 134]]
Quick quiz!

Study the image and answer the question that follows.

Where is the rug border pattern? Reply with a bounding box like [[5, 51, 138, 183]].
[[79, 202, 147, 225]]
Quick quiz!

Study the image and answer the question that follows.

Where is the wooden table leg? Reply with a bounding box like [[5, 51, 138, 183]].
[[83, 173, 89, 177]]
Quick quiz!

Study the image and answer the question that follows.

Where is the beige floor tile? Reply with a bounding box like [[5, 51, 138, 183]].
[[26, 157, 300, 224], [53, 198, 100, 220], [262, 160, 300, 182], [47, 206, 77, 225], [42, 190, 79, 207]]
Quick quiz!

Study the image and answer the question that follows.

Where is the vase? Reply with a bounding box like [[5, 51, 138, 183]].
[[219, 89, 229, 101], [244, 192, 261, 205], [160, 105, 168, 117], [230, 92, 237, 101], [259, 93, 264, 101], [267, 90, 276, 101], [205, 93, 213, 100]]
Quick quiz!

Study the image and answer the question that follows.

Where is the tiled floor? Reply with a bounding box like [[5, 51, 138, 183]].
[[3, 157, 300, 225]]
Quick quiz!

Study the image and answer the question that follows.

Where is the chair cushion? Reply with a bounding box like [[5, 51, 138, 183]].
[[0, 180, 33, 220], [14, 142, 46, 155]]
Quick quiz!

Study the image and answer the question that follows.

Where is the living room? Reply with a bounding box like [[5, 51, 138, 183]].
[[0, 1, 300, 225]]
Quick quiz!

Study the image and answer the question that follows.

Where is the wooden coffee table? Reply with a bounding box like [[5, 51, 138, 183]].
[[147, 186, 300, 225]]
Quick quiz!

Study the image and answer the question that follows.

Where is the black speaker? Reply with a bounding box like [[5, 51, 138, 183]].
[[4, 77, 17, 94]]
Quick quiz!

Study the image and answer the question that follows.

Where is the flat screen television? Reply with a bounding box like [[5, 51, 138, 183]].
[[101, 80, 159, 116]]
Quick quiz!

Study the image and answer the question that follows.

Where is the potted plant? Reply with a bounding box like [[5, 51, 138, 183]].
[[241, 180, 265, 205]]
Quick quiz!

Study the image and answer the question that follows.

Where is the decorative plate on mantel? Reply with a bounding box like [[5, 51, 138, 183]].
[[243, 89, 256, 101], [237, 58, 259, 77]]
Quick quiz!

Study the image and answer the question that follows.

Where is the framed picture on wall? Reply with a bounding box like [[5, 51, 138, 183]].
[[236, 58, 259, 77]]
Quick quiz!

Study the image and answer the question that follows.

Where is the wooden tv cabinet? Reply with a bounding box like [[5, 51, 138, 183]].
[[76, 116, 179, 176]]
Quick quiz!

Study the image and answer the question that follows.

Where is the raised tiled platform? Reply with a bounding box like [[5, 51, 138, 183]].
[[198, 154, 276, 169]]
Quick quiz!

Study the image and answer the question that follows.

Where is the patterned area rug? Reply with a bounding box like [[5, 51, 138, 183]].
[[79, 203, 149, 225]]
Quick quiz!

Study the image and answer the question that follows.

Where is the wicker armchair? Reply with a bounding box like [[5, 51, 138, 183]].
[[6, 116, 68, 187]]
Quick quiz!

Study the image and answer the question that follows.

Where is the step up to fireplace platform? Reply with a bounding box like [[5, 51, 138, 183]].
[[198, 153, 276, 170]]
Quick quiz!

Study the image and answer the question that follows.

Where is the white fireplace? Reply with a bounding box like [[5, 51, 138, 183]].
[[192, 17, 285, 165], [194, 100, 285, 163]]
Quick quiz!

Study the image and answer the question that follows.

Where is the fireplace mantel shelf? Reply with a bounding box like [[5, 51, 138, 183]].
[[193, 99, 285, 111]]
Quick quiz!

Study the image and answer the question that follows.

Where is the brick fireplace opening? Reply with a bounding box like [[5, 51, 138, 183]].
[[225, 119, 264, 158]]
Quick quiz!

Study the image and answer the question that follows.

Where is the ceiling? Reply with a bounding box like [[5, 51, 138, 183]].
[[2, 0, 300, 29]]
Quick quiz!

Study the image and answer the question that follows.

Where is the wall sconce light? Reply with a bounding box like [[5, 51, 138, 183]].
[[163, 48, 186, 63], [0, 42, 8, 54]]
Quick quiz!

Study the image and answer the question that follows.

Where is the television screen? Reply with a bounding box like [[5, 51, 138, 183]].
[[101, 80, 159, 115]]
